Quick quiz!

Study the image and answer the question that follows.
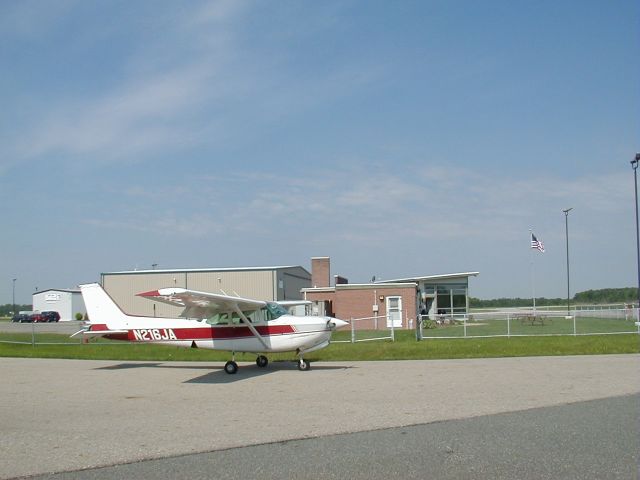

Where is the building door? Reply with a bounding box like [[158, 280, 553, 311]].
[[386, 296, 402, 328]]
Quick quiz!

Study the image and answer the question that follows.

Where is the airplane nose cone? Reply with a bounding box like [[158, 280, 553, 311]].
[[328, 318, 349, 330]]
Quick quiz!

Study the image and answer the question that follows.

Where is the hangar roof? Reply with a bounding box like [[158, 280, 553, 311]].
[[376, 272, 480, 283], [33, 288, 81, 294], [103, 265, 310, 275]]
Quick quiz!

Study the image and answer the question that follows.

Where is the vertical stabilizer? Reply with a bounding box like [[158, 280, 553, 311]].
[[80, 283, 130, 328]]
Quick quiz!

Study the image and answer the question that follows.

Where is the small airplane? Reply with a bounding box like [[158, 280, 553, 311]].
[[75, 283, 348, 374]]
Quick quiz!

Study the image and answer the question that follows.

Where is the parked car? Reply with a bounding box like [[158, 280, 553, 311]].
[[40, 311, 60, 322], [11, 313, 32, 323], [31, 313, 45, 323]]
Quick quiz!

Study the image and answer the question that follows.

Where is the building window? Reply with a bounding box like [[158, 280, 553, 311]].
[[434, 284, 468, 317]]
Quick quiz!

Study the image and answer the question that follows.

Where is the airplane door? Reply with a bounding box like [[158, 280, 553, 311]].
[[386, 296, 402, 328]]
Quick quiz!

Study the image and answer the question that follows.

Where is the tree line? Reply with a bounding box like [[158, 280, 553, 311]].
[[470, 287, 638, 308], [0, 304, 33, 316]]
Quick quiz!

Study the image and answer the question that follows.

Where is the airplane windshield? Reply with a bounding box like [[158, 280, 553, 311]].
[[265, 302, 288, 320]]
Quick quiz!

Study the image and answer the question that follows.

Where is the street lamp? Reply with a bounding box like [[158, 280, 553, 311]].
[[12, 278, 17, 317], [631, 154, 640, 316], [562, 208, 573, 316]]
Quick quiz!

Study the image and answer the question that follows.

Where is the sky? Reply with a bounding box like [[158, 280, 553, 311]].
[[1, 0, 639, 304]]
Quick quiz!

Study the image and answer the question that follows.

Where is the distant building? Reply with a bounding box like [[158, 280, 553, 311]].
[[302, 257, 479, 329], [32, 289, 86, 321]]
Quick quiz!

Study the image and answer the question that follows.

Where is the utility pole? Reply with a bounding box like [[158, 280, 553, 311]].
[[631, 154, 640, 316], [12, 278, 17, 316]]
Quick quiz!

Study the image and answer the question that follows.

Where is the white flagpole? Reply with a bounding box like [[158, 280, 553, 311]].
[[530, 229, 536, 314]]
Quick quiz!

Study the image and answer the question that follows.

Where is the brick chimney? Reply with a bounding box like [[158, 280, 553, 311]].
[[311, 257, 330, 288]]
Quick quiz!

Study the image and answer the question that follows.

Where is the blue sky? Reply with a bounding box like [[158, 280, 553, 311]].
[[1, 0, 638, 304]]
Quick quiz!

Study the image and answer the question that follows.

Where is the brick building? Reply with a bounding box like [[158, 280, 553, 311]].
[[302, 257, 478, 329]]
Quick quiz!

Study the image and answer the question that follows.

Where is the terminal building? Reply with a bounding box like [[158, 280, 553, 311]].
[[302, 257, 479, 329]]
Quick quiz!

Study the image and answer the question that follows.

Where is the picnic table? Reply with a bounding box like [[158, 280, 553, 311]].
[[514, 313, 549, 326]]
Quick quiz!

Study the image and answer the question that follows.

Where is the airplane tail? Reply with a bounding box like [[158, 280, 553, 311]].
[[80, 283, 131, 329]]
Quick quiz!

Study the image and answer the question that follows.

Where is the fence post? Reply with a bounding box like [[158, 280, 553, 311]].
[[573, 312, 577, 336], [390, 314, 395, 342], [31, 321, 35, 347], [507, 313, 511, 338], [463, 316, 467, 338], [351, 318, 355, 343]]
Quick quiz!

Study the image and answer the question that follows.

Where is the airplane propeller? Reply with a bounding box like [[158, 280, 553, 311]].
[[327, 318, 349, 330]]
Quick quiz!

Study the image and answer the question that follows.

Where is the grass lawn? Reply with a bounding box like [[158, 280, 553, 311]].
[[0, 330, 637, 363]]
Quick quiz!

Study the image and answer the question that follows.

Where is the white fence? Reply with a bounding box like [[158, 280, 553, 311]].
[[418, 307, 640, 339], [332, 314, 396, 343]]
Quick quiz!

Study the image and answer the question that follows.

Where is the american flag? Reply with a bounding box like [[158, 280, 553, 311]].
[[531, 232, 545, 253]]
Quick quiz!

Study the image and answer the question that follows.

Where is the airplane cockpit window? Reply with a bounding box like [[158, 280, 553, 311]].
[[230, 312, 243, 325], [265, 302, 288, 320], [242, 311, 257, 323], [207, 311, 259, 325], [206, 313, 229, 325]]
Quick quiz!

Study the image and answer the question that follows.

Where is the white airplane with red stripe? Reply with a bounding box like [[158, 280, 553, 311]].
[[76, 283, 348, 374]]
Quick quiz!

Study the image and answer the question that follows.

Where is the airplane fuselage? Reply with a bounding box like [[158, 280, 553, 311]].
[[92, 314, 336, 354]]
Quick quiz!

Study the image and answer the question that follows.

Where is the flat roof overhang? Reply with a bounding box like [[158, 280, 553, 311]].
[[302, 282, 417, 294], [376, 272, 480, 284]]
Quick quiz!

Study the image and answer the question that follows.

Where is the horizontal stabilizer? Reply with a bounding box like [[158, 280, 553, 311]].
[[71, 328, 129, 338]]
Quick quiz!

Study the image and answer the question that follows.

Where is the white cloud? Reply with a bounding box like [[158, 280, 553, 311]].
[[84, 164, 630, 249], [184, 0, 250, 27], [3, 2, 247, 167], [2, 1, 384, 171], [20, 64, 218, 161]]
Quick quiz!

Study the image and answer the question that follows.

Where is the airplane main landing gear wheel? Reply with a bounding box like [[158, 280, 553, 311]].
[[297, 359, 311, 371], [224, 361, 238, 374], [256, 355, 269, 368]]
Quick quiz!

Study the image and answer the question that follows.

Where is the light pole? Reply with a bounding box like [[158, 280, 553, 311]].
[[12, 278, 17, 316], [631, 154, 640, 315], [562, 208, 573, 316]]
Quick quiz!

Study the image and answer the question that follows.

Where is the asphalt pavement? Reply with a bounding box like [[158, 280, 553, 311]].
[[1, 355, 638, 479], [23, 394, 640, 480]]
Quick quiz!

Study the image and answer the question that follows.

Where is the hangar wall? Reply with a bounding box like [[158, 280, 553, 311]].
[[101, 266, 311, 317]]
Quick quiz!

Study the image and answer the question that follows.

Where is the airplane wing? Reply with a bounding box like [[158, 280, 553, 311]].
[[138, 288, 272, 348], [137, 288, 267, 318], [277, 300, 312, 307]]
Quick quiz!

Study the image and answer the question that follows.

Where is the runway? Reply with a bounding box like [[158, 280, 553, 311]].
[[1, 355, 638, 479]]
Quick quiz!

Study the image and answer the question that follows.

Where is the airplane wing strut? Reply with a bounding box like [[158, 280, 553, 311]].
[[233, 305, 269, 350]]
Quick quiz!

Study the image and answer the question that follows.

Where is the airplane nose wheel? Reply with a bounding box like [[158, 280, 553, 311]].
[[224, 361, 238, 374], [256, 355, 268, 368], [298, 359, 310, 371]]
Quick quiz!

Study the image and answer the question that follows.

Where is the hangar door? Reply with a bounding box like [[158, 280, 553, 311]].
[[386, 296, 403, 328]]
